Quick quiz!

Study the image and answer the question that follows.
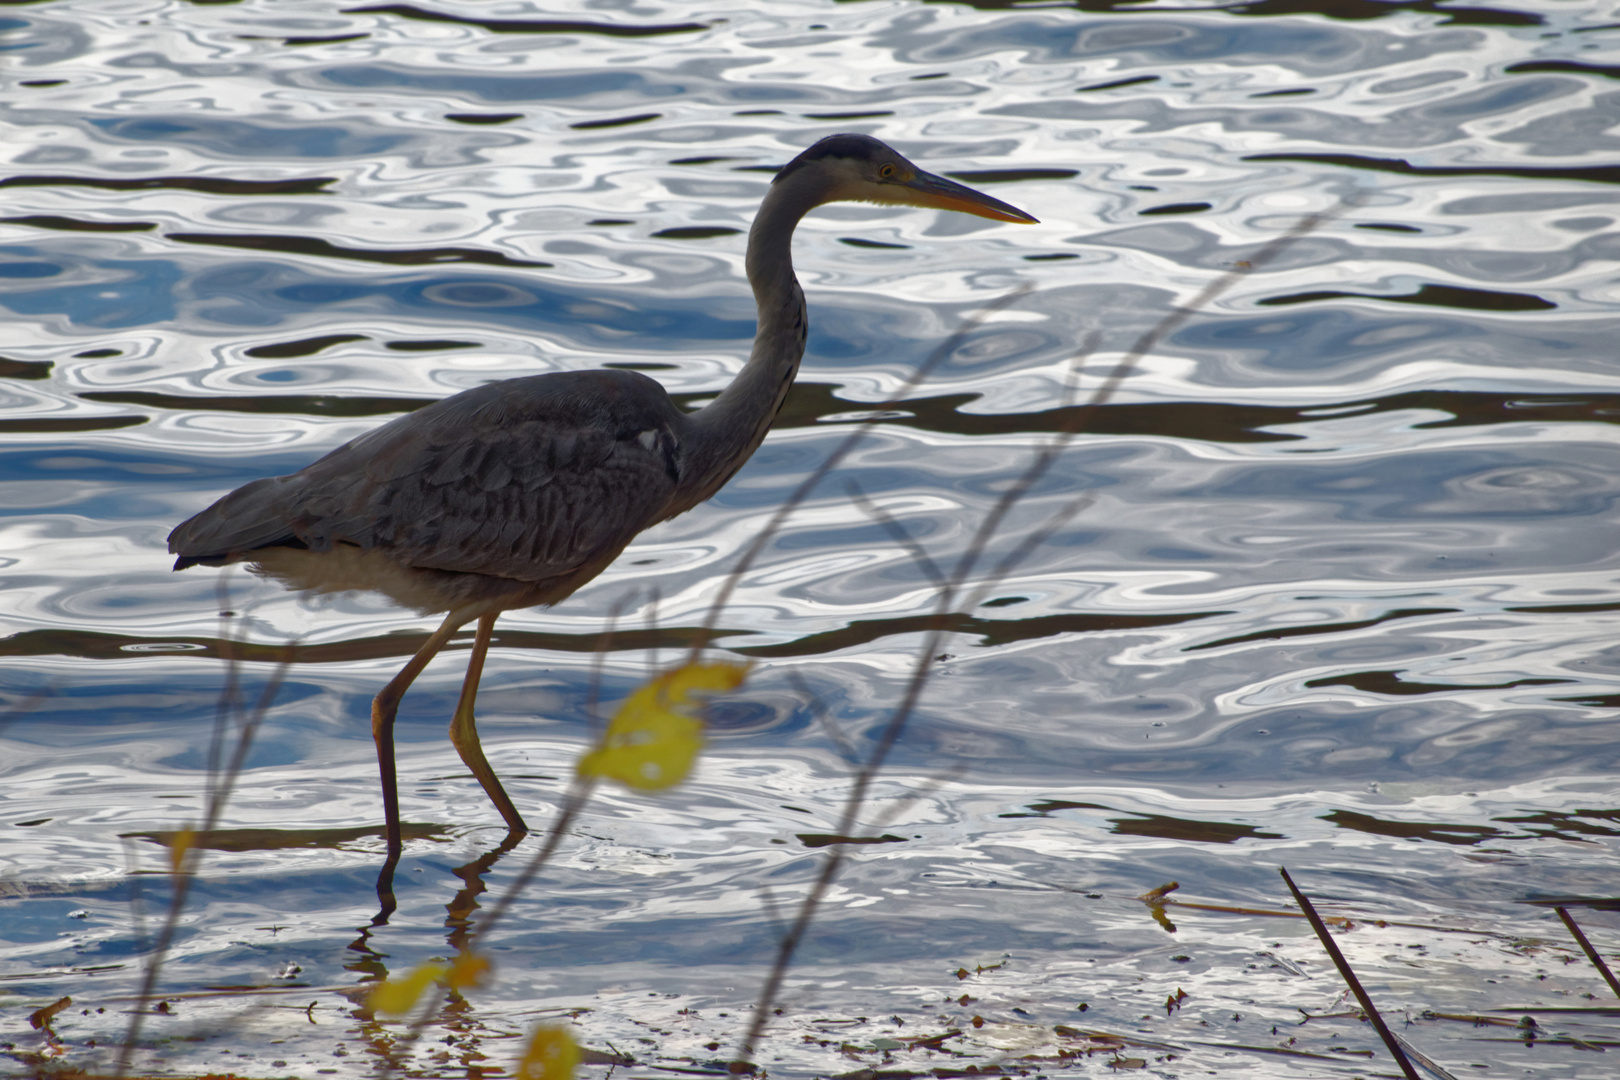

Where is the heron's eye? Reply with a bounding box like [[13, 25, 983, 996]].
[[878, 164, 896, 179]]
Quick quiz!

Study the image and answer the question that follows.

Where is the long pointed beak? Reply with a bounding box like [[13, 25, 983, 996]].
[[903, 169, 1039, 224]]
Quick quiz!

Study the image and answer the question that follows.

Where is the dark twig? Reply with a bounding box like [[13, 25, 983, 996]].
[[866, 767, 963, 831], [585, 588, 642, 737], [727, 289, 1036, 1063], [735, 516, 975, 1065], [738, 846, 847, 1063], [843, 477, 947, 588], [723, 292, 1048, 1068], [373, 777, 597, 1080], [0, 687, 49, 742], [119, 839, 151, 955], [688, 283, 1035, 663], [115, 626, 293, 1079], [475, 777, 595, 940], [1390, 1031, 1462, 1080], [948, 329, 1101, 594], [785, 669, 859, 765], [732, 205, 1351, 1066], [1279, 867, 1421, 1080], [644, 585, 662, 675], [204, 577, 244, 808], [1556, 906, 1620, 999], [970, 205, 1353, 607], [470, 583, 665, 945], [757, 885, 786, 939]]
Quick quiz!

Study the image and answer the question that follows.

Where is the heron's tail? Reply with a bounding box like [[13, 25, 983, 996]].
[[168, 475, 301, 569]]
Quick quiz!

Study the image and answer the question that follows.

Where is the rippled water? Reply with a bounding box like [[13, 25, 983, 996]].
[[3, 0, 1619, 1076]]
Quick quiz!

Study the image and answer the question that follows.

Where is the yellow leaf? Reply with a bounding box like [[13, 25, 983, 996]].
[[516, 1026, 578, 1080], [448, 951, 491, 991], [578, 662, 748, 791], [367, 961, 448, 1018], [169, 828, 195, 875]]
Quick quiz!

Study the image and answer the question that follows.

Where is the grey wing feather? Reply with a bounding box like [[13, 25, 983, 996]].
[[169, 370, 685, 582]]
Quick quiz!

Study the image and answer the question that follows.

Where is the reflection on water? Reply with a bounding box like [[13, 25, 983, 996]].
[[2, 0, 1618, 1075]]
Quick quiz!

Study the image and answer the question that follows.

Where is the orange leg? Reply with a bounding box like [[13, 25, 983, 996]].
[[372, 611, 467, 853], [447, 613, 529, 835]]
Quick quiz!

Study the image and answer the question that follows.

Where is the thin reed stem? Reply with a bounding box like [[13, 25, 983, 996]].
[[1279, 867, 1420, 1080], [115, 629, 293, 1079], [1556, 906, 1620, 999], [688, 284, 1034, 663], [476, 777, 596, 940], [731, 203, 1352, 1066]]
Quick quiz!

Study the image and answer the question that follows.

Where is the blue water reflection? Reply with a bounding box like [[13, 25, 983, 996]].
[[316, 64, 680, 102], [0, 245, 181, 326], [88, 116, 414, 159], [2, 0, 1618, 1075]]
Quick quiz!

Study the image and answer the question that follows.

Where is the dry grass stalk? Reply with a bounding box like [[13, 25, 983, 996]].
[[1555, 906, 1620, 1000], [1278, 866, 1421, 1080], [113, 586, 293, 1079], [729, 204, 1353, 1068]]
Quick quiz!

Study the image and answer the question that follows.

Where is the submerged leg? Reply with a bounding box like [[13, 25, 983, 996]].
[[447, 613, 529, 835], [373, 611, 467, 854]]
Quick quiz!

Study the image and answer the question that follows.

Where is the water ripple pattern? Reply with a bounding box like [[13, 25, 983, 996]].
[[1, 0, 1617, 1076]]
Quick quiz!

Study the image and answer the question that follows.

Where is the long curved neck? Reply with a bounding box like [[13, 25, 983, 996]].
[[672, 173, 821, 513]]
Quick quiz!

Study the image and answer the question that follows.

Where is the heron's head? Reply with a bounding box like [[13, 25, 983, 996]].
[[775, 133, 1038, 224]]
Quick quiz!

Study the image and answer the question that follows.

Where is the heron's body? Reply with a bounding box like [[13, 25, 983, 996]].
[[175, 370, 692, 615], [169, 134, 1035, 855]]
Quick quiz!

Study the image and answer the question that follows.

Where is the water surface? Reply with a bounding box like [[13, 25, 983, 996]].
[[2, 0, 1618, 1076]]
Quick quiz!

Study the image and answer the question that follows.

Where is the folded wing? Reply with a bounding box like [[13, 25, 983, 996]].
[[169, 369, 685, 585]]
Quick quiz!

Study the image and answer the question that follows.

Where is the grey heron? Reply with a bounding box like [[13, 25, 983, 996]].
[[169, 134, 1037, 855]]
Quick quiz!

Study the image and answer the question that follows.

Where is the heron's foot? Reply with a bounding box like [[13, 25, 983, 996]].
[[374, 847, 402, 923]]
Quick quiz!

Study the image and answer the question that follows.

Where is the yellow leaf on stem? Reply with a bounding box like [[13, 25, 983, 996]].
[[578, 662, 748, 790], [367, 962, 448, 1018], [516, 1025, 578, 1080], [448, 951, 491, 991]]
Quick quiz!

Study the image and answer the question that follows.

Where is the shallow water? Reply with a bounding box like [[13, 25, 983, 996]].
[[2, 0, 1619, 1076]]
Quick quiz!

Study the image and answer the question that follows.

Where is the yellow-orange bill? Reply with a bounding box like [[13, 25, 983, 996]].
[[905, 170, 1039, 223]]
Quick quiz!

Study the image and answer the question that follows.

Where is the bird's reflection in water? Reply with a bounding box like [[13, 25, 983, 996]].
[[446, 831, 525, 950], [371, 825, 527, 923], [348, 830, 526, 1073]]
